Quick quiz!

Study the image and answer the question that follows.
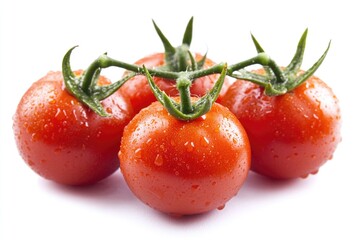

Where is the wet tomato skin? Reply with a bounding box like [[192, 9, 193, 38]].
[[13, 71, 134, 185], [221, 74, 341, 179], [119, 100, 251, 215], [119, 53, 231, 114]]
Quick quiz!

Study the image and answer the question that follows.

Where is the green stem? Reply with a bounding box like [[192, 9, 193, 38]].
[[99, 54, 180, 79], [81, 58, 102, 94], [228, 55, 264, 74], [188, 63, 225, 80], [176, 76, 193, 114], [176, 45, 190, 71]]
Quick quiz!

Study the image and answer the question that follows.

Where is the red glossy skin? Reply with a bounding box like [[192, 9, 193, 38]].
[[221, 73, 341, 179], [119, 100, 251, 215], [13, 71, 134, 185], [120, 52, 231, 114]]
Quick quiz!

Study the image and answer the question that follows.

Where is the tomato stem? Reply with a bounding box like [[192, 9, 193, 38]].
[[143, 64, 227, 121], [62, 18, 330, 118], [176, 75, 194, 114], [246, 29, 331, 95], [153, 17, 204, 72]]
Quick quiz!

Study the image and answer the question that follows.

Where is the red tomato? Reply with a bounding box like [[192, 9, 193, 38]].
[[119, 53, 231, 114], [119, 100, 251, 215], [221, 71, 341, 179], [13, 71, 134, 185]]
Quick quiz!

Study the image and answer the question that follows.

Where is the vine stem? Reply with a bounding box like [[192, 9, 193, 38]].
[[176, 75, 193, 114], [81, 52, 276, 91]]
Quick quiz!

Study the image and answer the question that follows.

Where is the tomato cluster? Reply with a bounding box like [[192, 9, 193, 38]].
[[13, 18, 341, 216]]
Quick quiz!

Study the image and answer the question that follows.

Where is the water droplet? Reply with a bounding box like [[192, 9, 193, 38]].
[[55, 108, 61, 117], [135, 148, 142, 159], [212, 181, 217, 186], [146, 138, 152, 144], [27, 160, 35, 166], [31, 133, 37, 142], [174, 171, 179, 176], [200, 136, 210, 147], [184, 141, 195, 152], [154, 154, 163, 166], [311, 169, 319, 175], [48, 98, 56, 104], [106, 107, 113, 114], [217, 204, 225, 210], [313, 113, 319, 119], [205, 201, 211, 207], [93, 131, 101, 139], [301, 174, 309, 179], [200, 115, 207, 120], [191, 184, 199, 190]]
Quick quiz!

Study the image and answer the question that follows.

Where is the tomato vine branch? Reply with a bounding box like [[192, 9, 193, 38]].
[[62, 17, 330, 119]]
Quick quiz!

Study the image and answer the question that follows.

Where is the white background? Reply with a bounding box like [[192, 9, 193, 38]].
[[1, 0, 359, 239]]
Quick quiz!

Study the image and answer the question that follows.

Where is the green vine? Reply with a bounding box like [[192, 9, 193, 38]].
[[62, 17, 330, 120]]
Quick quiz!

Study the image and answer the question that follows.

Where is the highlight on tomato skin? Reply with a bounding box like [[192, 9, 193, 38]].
[[119, 52, 231, 114], [13, 71, 134, 185], [118, 100, 251, 215], [221, 71, 341, 179]]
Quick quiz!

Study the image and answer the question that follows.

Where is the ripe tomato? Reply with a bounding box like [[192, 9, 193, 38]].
[[119, 53, 231, 114], [221, 71, 341, 179], [13, 71, 134, 185], [119, 100, 251, 215]]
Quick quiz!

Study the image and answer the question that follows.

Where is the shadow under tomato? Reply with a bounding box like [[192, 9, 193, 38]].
[[40, 171, 137, 206], [153, 208, 217, 225], [236, 171, 313, 203]]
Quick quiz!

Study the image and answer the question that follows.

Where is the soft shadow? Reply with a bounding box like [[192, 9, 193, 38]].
[[237, 171, 311, 202], [40, 171, 136, 206], [154, 209, 216, 225]]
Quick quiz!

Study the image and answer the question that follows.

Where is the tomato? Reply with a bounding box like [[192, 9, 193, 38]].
[[119, 53, 231, 114], [221, 70, 341, 179], [119, 100, 251, 215], [13, 71, 134, 185]]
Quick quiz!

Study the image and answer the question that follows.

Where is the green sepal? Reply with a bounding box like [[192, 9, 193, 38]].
[[62, 46, 110, 117], [251, 33, 273, 77], [285, 28, 308, 76], [144, 64, 227, 121], [188, 51, 197, 71], [152, 17, 208, 72], [196, 52, 207, 70], [182, 16, 193, 46], [247, 29, 330, 96], [288, 40, 331, 91], [93, 72, 137, 100], [152, 19, 176, 67]]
